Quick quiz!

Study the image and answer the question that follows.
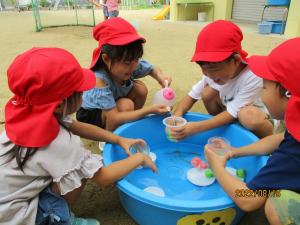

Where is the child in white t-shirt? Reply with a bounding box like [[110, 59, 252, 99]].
[[173, 20, 273, 140]]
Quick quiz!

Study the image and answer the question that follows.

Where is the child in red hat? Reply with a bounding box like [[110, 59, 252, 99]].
[[205, 38, 300, 225], [76, 17, 171, 131], [172, 20, 273, 140], [0, 48, 157, 225]]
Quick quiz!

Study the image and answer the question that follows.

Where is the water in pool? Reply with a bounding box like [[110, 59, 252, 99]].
[[125, 142, 238, 201]]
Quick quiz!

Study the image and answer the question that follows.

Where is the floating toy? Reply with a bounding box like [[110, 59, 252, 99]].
[[187, 168, 215, 186], [144, 186, 165, 197], [191, 157, 208, 169]]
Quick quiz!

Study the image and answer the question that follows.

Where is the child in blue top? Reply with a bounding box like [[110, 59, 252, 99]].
[[76, 17, 171, 131], [204, 38, 300, 225]]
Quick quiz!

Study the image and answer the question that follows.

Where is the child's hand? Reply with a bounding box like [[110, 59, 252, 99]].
[[204, 144, 229, 169], [141, 154, 158, 173], [150, 104, 169, 115], [118, 137, 146, 156], [159, 75, 172, 88], [169, 122, 197, 140]]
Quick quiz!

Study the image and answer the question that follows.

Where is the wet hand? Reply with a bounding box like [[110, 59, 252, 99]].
[[204, 144, 229, 169], [142, 154, 158, 173], [169, 122, 196, 140], [119, 137, 146, 156], [150, 104, 169, 115]]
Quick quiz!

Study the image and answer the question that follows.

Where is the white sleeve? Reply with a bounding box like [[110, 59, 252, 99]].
[[188, 78, 207, 100], [35, 128, 103, 195], [226, 74, 263, 118]]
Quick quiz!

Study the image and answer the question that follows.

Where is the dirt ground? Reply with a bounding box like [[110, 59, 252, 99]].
[[0, 8, 288, 225]]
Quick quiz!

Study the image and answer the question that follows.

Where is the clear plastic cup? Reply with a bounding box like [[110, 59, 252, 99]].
[[207, 136, 230, 156], [162, 116, 187, 142], [129, 142, 150, 155]]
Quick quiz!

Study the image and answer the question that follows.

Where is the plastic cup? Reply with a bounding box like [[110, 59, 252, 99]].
[[162, 116, 187, 142], [129, 142, 150, 155], [207, 136, 230, 156]]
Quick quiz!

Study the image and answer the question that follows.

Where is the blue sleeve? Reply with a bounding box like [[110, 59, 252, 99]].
[[132, 59, 153, 79], [81, 86, 116, 110]]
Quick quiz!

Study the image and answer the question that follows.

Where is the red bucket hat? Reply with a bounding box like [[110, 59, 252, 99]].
[[248, 38, 300, 141], [5, 47, 96, 147], [90, 17, 146, 69], [191, 20, 248, 62]]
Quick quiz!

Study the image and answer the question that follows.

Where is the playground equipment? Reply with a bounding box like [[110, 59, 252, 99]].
[[31, 0, 96, 32], [152, 4, 170, 20]]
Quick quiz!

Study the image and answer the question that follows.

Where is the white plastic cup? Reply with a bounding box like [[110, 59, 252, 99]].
[[162, 116, 187, 142], [207, 137, 230, 156]]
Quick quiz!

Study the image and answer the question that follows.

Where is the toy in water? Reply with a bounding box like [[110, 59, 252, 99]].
[[204, 169, 214, 178], [207, 136, 231, 156], [226, 167, 246, 181], [162, 116, 187, 142], [144, 186, 165, 197], [153, 80, 175, 111], [191, 157, 208, 169], [187, 157, 215, 186]]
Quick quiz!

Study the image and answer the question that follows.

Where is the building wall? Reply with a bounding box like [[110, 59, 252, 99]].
[[285, 0, 300, 37], [170, 0, 233, 21], [170, 0, 300, 37]]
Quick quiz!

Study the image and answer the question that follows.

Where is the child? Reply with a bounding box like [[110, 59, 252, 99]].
[[204, 38, 300, 225], [0, 47, 157, 225], [106, 0, 121, 18], [76, 17, 171, 131], [172, 20, 273, 140]]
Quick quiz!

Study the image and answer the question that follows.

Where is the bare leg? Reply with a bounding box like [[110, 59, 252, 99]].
[[51, 180, 87, 207], [201, 86, 225, 116], [102, 98, 134, 131], [238, 106, 273, 138], [265, 198, 283, 225], [126, 80, 148, 110]]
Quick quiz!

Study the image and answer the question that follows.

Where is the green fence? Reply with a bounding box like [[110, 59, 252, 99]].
[[31, 0, 95, 32]]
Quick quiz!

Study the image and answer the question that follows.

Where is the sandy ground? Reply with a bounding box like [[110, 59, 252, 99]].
[[0, 8, 288, 225]]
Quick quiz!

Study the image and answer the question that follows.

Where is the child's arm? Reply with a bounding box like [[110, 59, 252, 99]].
[[230, 133, 284, 157], [171, 110, 235, 140], [103, 104, 169, 131], [205, 146, 267, 211], [91, 153, 157, 186], [173, 95, 197, 117], [70, 120, 146, 155], [150, 66, 172, 88]]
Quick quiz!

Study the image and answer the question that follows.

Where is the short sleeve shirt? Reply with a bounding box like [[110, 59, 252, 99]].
[[188, 66, 265, 118], [81, 59, 153, 110], [0, 128, 103, 225], [247, 131, 300, 192]]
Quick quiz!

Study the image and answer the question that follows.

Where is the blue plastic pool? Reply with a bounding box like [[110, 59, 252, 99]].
[[103, 113, 268, 225]]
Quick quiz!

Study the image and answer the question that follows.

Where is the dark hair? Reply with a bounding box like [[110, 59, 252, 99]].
[[92, 40, 144, 71], [276, 82, 288, 98], [0, 93, 79, 170], [196, 53, 236, 67]]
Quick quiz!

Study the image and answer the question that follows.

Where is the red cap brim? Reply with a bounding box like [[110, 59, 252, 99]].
[[191, 51, 233, 62], [77, 68, 96, 92], [248, 55, 277, 81]]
